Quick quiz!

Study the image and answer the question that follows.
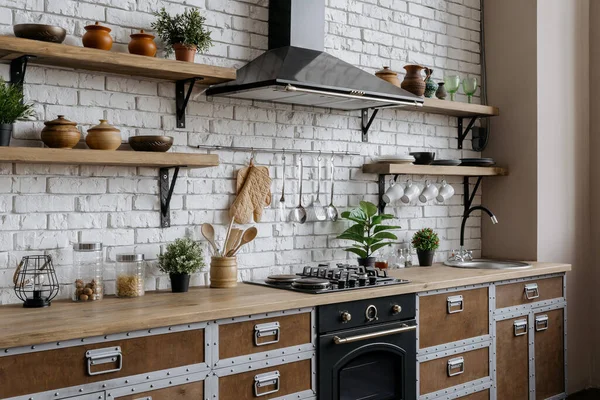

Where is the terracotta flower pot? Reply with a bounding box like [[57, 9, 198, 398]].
[[85, 119, 121, 151], [401, 64, 430, 97], [173, 43, 197, 62], [375, 66, 401, 87], [82, 22, 113, 51], [41, 115, 81, 149], [128, 29, 157, 57]]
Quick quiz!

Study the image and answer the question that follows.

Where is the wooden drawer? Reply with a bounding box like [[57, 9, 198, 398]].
[[419, 287, 489, 349], [457, 389, 490, 399], [219, 359, 312, 400], [496, 316, 529, 399], [219, 312, 311, 360], [535, 308, 565, 399], [112, 381, 204, 399], [496, 276, 563, 309], [419, 347, 489, 395], [0, 329, 205, 399]]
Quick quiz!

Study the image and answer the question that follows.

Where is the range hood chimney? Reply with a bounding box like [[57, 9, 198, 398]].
[[206, 0, 423, 111]]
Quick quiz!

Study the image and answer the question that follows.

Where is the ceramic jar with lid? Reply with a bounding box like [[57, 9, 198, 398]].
[[82, 22, 113, 51], [375, 66, 401, 87], [73, 243, 104, 302], [86, 120, 122, 150], [128, 30, 157, 57], [116, 254, 145, 298], [41, 115, 81, 149]]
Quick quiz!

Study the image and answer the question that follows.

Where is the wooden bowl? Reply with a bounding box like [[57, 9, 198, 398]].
[[14, 24, 67, 43], [129, 136, 174, 152]]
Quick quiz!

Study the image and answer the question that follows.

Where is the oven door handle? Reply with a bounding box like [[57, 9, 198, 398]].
[[333, 324, 417, 345]]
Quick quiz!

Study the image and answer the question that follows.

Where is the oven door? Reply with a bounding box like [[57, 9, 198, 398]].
[[318, 320, 417, 400]]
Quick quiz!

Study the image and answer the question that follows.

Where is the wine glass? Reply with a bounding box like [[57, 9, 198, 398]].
[[444, 75, 460, 101], [462, 77, 478, 103]]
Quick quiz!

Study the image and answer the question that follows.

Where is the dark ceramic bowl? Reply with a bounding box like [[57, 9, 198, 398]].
[[409, 152, 436, 165], [14, 24, 67, 43], [129, 136, 174, 152]]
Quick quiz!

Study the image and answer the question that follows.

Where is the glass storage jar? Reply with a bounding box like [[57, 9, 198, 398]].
[[72, 242, 104, 302], [115, 254, 145, 298]]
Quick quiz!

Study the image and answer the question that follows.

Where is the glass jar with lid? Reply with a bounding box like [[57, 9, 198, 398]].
[[73, 242, 104, 302], [115, 254, 145, 298]]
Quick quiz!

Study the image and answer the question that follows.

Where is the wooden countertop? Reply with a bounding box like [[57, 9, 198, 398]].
[[0, 262, 570, 349]]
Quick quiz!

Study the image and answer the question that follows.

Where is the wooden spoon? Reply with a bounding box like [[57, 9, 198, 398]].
[[201, 223, 220, 256], [225, 229, 242, 255], [227, 227, 258, 256]]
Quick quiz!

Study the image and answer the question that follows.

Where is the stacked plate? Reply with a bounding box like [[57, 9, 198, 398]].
[[431, 160, 461, 166], [460, 158, 496, 167], [376, 155, 415, 164]]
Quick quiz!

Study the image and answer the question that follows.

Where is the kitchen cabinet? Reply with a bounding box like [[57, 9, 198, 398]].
[[495, 315, 530, 399], [107, 377, 205, 400], [534, 309, 565, 399]]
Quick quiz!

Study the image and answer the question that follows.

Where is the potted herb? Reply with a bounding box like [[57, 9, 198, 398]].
[[412, 228, 440, 267], [158, 237, 206, 292], [0, 79, 34, 146], [337, 201, 399, 268], [151, 7, 213, 62]]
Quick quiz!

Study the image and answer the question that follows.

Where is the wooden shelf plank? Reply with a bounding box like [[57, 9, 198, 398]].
[[0, 147, 219, 168], [0, 36, 236, 85], [363, 163, 508, 176], [404, 98, 499, 118]]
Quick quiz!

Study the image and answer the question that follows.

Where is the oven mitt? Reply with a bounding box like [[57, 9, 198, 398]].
[[230, 163, 272, 224], [236, 164, 272, 207]]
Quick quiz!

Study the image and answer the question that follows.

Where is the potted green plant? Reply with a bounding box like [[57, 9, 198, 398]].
[[412, 228, 440, 267], [151, 7, 213, 62], [158, 237, 206, 292], [337, 201, 400, 268], [0, 79, 34, 146]]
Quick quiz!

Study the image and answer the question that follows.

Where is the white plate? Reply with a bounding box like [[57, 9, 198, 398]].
[[376, 157, 415, 164]]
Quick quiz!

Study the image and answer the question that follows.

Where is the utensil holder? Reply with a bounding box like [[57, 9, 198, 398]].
[[210, 256, 238, 288]]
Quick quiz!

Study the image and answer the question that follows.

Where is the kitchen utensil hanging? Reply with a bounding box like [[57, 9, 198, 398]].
[[311, 153, 327, 221], [326, 155, 338, 221], [290, 154, 307, 224], [278, 151, 287, 222]]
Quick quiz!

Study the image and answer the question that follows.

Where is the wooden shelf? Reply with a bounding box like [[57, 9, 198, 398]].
[[363, 163, 508, 176], [405, 98, 500, 118], [0, 36, 236, 85], [0, 147, 219, 168]]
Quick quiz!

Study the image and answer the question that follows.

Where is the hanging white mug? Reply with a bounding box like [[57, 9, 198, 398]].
[[382, 179, 404, 204], [401, 180, 420, 204], [419, 180, 439, 203], [436, 180, 455, 203]]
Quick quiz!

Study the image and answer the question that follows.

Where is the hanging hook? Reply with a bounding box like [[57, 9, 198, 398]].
[[317, 150, 322, 162], [249, 147, 255, 165]]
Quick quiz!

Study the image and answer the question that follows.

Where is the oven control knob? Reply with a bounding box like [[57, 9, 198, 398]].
[[392, 304, 402, 314], [365, 305, 379, 322], [341, 311, 352, 323]]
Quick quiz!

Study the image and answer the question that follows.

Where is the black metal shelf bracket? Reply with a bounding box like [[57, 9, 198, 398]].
[[176, 77, 204, 129], [378, 173, 401, 214], [10, 55, 34, 86], [463, 175, 483, 214], [361, 108, 379, 142], [159, 166, 181, 228], [457, 116, 478, 149]]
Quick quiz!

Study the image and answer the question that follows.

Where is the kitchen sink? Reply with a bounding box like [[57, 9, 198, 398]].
[[444, 259, 532, 270]]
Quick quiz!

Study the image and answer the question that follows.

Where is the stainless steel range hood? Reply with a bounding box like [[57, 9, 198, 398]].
[[206, 0, 423, 110]]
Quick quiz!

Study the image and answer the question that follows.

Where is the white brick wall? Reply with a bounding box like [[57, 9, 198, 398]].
[[0, 0, 482, 304]]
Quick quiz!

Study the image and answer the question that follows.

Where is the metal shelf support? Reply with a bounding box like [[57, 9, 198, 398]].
[[361, 108, 379, 142], [159, 166, 182, 228], [463, 176, 483, 214], [10, 55, 33, 86], [176, 77, 203, 129], [457, 116, 478, 149], [378, 174, 400, 214]]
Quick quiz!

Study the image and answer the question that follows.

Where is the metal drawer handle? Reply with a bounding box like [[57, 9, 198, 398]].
[[254, 322, 280, 346], [447, 295, 464, 314], [535, 315, 549, 331], [524, 283, 540, 300], [254, 371, 280, 397], [86, 346, 122, 376], [133, 397, 152, 400], [514, 319, 528, 336], [333, 324, 416, 345], [447, 356, 465, 377]]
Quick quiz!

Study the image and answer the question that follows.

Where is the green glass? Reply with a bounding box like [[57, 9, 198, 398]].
[[444, 75, 460, 101], [462, 77, 478, 103]]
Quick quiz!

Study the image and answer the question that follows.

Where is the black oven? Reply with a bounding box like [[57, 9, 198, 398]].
[[318, 294, 416, 400]]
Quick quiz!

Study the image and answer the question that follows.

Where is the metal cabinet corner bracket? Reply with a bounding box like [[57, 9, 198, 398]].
[[10, 55, 34, 87], [457, 116, 478, 149], [159, 166, 182, 228], [176, 77, 204, 128], [361, 108, 379, 142]]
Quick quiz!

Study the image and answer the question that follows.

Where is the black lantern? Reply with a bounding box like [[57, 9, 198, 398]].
[[13, 255, 59, 308]]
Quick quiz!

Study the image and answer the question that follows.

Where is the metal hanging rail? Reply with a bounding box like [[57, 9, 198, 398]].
[[193, 145, 361, 157]]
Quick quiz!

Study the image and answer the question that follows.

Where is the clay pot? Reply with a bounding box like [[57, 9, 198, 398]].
[[375, 66, 401, 87], [400, 64, 431, 97], [436, 82, 447, 100], [82, 22, 113, 51], [86, 120, 121, 151], [41, 115, 81, 149], [173, 43, 196, 62], [210, 256, 237, 288], [128, 30, 157, 57]]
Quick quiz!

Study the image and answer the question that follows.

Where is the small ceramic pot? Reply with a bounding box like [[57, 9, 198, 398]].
[[173, 43, 196, 62], [375, 66, 401, 87], [435, 82, 447, 100], [169, 273, 190, 293], [401, 64, 430, 96], [424, 68, 438, 98], [0, 124, 12, 147], [357, 257, 376, 269], [86, 120, 121, 151], [417, 250, 435, 267], [41, 115, 81, 149], [128, 30, 157, 57], [82, 22, 113, 51], [210, 256, 237, 288]]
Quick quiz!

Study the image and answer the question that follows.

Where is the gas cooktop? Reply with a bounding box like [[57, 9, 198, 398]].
[[244, 264, 410, 294]]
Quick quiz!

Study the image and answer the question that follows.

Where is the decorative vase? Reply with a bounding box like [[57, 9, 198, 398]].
[[169, 273, 190, 293], [82, 22, 113, 51], [41, 115, 81, 149], [173, 43, 196, 62], [424, 68, 438, 98], [400, 64, 430, 96], [435, 82, 447, 100], [375, 66, 401, 87], [210, 256, 237, 288], [128, 29, 157, 57], [416, 250, 435, 267], [357, 257, 376, 269], [86, 120, 122, 151], [0, 124, 12, 146]]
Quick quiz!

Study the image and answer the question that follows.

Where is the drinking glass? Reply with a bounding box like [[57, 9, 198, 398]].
[[462, 77, 478, 103], [444, 75, 460, 101]]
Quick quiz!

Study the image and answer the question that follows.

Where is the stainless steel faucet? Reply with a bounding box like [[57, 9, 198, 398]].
[[448, 206, 498, 262]]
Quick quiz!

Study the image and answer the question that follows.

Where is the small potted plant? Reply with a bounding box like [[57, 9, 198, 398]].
[[158, 237, 206, 292], [0, 79, 34, 146], [412, 228, 440, 267], [151, 7, 213, 62], [337, 201, 400, 268]]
